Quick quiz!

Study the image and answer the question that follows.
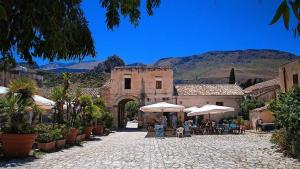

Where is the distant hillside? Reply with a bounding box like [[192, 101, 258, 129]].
[[154, 49, 298, 84], [40, 61, 102, 73]]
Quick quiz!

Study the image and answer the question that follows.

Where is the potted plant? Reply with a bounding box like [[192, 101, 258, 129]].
[[92, 99, 105, 135], [0, 78, 38, 158], [55, 124, 68, 148], [36, 124, 58, 152]]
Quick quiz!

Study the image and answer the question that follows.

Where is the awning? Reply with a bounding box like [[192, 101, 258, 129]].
[[140, 102, 185, 113], [33, 95, 55, 110], [183, 106, 199, 113], [0, 86, 9, 95], [187, 104, 234, 117]]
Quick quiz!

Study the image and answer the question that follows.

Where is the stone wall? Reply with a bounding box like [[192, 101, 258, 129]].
[[107, 67, 175, 128], [279, 60, 300, 92]]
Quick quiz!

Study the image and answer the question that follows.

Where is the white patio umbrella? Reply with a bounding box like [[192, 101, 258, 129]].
[[33, 95, 56, 110], [0, 86, 9, 95], [187, 104, 234, 120], [140, 102, 185, 113], [183, 106, 199, 113]]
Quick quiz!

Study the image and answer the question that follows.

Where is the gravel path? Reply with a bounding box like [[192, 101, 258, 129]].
[[1, 131, 300, 169]]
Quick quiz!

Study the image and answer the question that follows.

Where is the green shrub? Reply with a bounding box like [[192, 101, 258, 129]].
[[240, 98, 265, 120], [35, 124, 62, 143], [269, 86, 300, 159], [271, 128, 288, 152], [125, 101, 139, 119], [103, 112, 113, 129]]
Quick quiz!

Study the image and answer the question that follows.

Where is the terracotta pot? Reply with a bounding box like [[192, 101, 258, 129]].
[[80, 134, 86, 141], [76, 135, 81, 143], [66, 128, 78, 144], [56, 139, 66, 148], [93, 124, 104, 135], [2, 133, 37, 158], [84, 126, 93, 139], [38, 141, 56, 152]]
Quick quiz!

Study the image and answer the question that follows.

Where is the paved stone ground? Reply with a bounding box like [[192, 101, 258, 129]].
[[1, 131, 300, 169]]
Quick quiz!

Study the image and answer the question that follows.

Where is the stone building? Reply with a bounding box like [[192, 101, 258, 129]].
[[279, 59, 300, 92], [243, 78, 280, 102], [0, 66, 44, 87], [102, 66, 244, 128]]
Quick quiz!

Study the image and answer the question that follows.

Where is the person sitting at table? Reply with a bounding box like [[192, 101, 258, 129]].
[[256, 119, 263, 131], [183, 121, 191, 137]]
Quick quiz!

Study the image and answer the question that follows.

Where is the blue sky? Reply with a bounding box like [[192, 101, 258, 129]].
[[35, 0, 300, 65]]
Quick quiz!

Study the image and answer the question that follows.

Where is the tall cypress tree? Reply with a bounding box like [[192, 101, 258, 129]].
[[229, 68, 236, 84]]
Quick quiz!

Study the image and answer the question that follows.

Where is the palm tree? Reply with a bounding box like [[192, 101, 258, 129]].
[[0, 94, 33, 133], [51, 87, 66, 124], [8, 77, 37, 101]]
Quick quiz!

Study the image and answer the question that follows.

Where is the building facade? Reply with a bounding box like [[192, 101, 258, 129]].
[[279, 59, 300, 92], [102, 66, 244, 128], [243, 78, 280, 102], [0, 66, 44, 87]]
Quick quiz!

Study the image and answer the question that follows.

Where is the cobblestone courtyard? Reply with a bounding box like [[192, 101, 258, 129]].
[[1, 131, 300, 169]]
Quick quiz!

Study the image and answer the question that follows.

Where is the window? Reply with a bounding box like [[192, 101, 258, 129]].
[[156, 80, 162, 89], [216, 102, 224, 106], [124, 78, 131, 89], [293, 74, 299, 86], [147, 98, 150, 102]]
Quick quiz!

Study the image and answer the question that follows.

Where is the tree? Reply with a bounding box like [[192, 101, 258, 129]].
[[270, 0, 300, 38], [125, 101, 139, 118], [269, 86, 300, 158], [0, 56, 16, 86], [100, 0, 161, 30], [0, 0, 95, 64], [229, 68, 235, 84], [240, 98, 265, 120]]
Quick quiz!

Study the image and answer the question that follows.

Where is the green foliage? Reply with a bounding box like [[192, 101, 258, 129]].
[[269, 86, 300, 159], [270, 0, 300, 37], [0, 4, 7, 21], [92, 55, 125, 73], [240, 78, 263, 89], [80, 95, 93, 108], [229, 68, 235, 84], [0, 0, 95, 64], [9, 77, 37, 101], [102, 111, 113, 129], [233, 116, 244, 125], [94, 98, 106, 109], [240, 99, 265, 120], [0, 94, 35, 134], [86, 105, 102, 122], [35, 124, 62, 143], [125, 101, 139, 118], [100, 0, 160, 30]]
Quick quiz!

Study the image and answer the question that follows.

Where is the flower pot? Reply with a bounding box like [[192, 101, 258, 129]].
[[2, 133, 37, 158], [93, 124, 104, 135], [38, 141, 56, 152], [76, 135, 81, 143], [80, 134, 86, 141], [56, 139, 66, 149], [66, 128, 78, 144], [84, 126, 93, 139]]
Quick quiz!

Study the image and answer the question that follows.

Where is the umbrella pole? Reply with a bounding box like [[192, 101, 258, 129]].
[[209, 113, 211, 121]]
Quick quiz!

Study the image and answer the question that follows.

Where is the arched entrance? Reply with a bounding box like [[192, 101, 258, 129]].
[[118, 99, 133, 128]]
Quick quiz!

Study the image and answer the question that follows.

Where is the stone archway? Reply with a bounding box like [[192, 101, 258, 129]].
[[117, 99, 134, 128], [114, 95, 140, 128]]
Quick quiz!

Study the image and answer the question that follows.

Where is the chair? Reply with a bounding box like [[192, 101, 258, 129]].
[[154, 125, 164, 138], [176, 127, 184, 137]]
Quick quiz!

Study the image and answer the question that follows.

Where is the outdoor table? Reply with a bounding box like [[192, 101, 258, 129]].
[[261, 123, 275, 132]]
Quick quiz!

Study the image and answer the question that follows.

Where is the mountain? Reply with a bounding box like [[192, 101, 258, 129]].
[[40, 61, 102, 73], [154, 49, 298, 84], [127, 62, 147, 66]]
